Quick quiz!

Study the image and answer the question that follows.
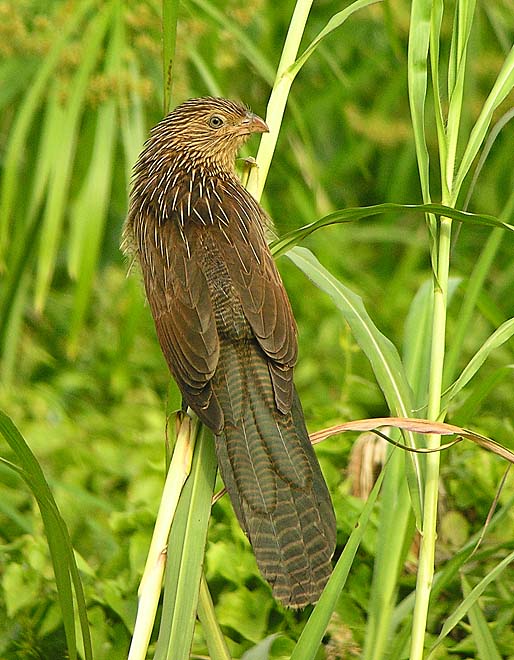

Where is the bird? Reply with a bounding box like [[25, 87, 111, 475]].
[[123, 97, 336, 608]]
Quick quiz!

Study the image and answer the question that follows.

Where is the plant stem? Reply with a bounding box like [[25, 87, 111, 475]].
[[247, 0, 314, 201], [409, 215, 452, 659]]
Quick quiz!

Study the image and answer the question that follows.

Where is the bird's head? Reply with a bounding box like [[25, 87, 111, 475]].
[[149, 97, 269, 173]]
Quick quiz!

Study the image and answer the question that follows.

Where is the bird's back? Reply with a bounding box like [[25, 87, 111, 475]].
[[125, 97, 336, 607]]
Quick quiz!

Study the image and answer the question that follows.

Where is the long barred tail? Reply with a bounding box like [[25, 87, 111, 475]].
[[213, 338, 336, 608]]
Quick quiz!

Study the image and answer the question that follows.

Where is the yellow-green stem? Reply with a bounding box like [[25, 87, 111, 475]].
[[410, 216, 452, 658], [247, 0, 314, 202]]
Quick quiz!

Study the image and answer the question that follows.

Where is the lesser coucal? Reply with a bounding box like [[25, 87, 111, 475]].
[[124, 97, 336, 607]]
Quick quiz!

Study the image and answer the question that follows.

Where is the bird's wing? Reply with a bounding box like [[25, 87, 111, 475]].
[[214, 179, 298, 413], [132, 205, 223, 431]]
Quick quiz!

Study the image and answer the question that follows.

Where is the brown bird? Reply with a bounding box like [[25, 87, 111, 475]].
[[124, 97, 336, 607]]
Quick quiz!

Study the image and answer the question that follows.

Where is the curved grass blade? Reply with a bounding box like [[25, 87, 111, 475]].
[[453, 45, 514, 200], [249, 0, 377, 201], [0, 410, 92, 660], [270, 203, 511, 258], [461, 574, 502, 660], [427, 548, 514, 658], [290, 251, 425, 659], [453, 365, 514, 424], [442, 318, 514, 407], [287, 247, 413, 416], [288, 0, 381, 78], [290, 465, 385, 660]]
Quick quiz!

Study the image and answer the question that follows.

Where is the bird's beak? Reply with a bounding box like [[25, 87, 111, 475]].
[[240, 112, 269, 135]]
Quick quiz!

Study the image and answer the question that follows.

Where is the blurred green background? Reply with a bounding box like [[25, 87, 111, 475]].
[[0, 0, 513, 658]]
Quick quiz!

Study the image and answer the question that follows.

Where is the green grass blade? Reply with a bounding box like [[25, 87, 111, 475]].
[[287, 247, 413, 416], [429, 0, 447, 198], [34, 6, 112, 312], [67, 2, 124, 354], [362, 448, 414, 660], [270, 203, 511, 258], [444, 187, 514, 385], [0, 0, 97, 263], [189, 0, 275, 84], [393, 491, 514, 627], [442, 317, 514, 407], [427, 549, 514, 657], [154, 425, 217, 660], [407, 0, 432, 206], [0, 410, 92, 660], [288, 0, 380, 78], [247, 0, 314, 201], [291, 466, 385, 659], [461, 574, 502, 660], [445, 0, 477, 193], [197, 574, 231, 660], [162, 0, 180, 113], [452, 365, 514, 424], [453, 44, 514, 199]]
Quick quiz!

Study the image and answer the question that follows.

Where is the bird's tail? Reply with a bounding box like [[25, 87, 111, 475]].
[[213, 338, 336, 608]]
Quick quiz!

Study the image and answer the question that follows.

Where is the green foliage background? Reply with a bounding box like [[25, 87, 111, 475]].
[[0, 0, 513, 658]]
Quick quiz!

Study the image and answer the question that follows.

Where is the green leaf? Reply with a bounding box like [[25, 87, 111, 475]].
[[454, 44, 514, 199], [288, 0, 381, 78], [154, 424, 217, 660], [270, 203, 511, 258], [461, 574, 502, 660], [291, 464, 385, 659], [0, 410, 92, 660], [442, 317, 514, 407], [0, 0, 98, 262], [34, 6, 112, 312], [427, 548, 514, 657], [286, 247, 413, 417]]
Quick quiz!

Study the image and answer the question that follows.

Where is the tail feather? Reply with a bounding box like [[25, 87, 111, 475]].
[[213, 338, 336, 608]]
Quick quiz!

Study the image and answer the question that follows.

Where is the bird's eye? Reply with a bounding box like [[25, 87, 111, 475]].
[[208, 115, 225, 129]]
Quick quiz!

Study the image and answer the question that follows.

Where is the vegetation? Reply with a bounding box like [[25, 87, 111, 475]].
[[0, 0, 513, 658]]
